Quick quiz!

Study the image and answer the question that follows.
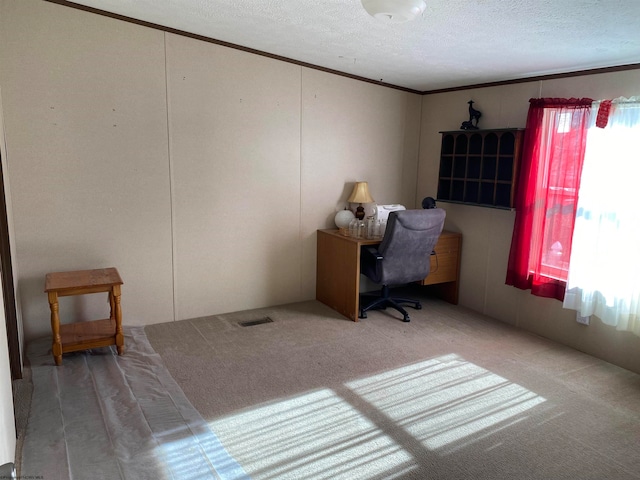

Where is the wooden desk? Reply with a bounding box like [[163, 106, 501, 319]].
[[316, 230, 461, 321], [45, 267, 124, 365]]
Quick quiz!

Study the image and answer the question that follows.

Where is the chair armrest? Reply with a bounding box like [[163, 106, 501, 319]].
[[362, 246, 383, 261]]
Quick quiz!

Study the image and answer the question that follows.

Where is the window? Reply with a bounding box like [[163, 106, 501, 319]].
[[563, 98, 640, 334], [534, 108, 591, 281], [505, 98, 592, 301], [507, 96, 640, 336]]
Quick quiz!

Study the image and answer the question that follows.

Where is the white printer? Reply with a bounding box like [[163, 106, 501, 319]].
[[374, 204, 406, 223], [374, 204, 406, 236]]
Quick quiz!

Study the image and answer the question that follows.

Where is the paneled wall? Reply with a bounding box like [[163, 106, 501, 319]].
[[0, 0, 175, 338], [418, 70, 640, 374], [0, 0, 422, 340], [166, 34, 303, 320]]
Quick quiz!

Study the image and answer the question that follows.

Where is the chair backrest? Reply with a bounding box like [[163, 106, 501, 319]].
[[377, 208, 446, 285]]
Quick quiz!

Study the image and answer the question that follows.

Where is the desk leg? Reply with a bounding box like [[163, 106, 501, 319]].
[[48, 292, 62, 366], [113, 285, 124, 355]]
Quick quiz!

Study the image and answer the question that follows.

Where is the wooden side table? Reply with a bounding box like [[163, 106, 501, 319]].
[[44, 267, 124, 366]]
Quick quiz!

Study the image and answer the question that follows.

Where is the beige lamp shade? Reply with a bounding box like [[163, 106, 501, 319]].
[[348, 182, 374, 204]]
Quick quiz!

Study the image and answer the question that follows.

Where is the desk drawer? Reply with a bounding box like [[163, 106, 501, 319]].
[[422, 233, 460, 285]]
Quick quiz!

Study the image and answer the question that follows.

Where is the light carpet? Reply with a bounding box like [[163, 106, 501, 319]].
[[18, 287, 640, 479], [145, 290, 640, 480]]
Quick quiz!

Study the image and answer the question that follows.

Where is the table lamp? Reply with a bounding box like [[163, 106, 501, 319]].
[[348, 181, 374, 220]]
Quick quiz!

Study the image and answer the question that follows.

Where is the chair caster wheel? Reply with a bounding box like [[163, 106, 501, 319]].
[[403, 315, 410, 322], [415, 303, 422, 310], [359, 311, 367, 319]]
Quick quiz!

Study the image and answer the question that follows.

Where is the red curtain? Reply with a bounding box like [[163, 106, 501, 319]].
[[506, 98, 592, 301]]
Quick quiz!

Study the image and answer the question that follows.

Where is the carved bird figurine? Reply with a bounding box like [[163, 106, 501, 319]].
[[468, 100, 482, 128]]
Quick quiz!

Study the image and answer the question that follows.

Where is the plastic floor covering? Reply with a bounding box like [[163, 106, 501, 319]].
[[20, 327, 249, 480]]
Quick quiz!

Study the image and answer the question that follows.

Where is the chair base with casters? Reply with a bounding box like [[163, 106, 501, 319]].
[[359, 285, 422, 322]]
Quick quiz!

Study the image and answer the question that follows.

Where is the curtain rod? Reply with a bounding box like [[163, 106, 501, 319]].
[[595, 98, 640, 104]]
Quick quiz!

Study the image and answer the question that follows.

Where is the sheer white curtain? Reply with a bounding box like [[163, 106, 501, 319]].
[[563, 97, 640, 335]]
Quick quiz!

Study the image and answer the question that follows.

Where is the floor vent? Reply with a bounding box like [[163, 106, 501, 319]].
[[238, 317, 274, 327]]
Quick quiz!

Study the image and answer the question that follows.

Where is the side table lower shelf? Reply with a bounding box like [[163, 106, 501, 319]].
[[59, 318, 118, 353]]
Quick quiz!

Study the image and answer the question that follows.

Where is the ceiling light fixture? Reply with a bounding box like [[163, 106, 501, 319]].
[[361, 0, 427, 23]]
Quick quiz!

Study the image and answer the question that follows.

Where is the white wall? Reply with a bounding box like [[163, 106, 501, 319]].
[[418, 70, 640, 374], [0, 0, 422, 340], [166, 34, 303, 320], [0, 0, 174, 339]]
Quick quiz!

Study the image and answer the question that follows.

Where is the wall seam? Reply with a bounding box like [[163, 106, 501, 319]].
[[483, 214, 492, 316], [163, 32, 178, 322], [414, 95, 424, 207], [299, 67, 304, 300]]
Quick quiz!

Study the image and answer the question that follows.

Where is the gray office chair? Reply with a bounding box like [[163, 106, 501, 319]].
[[359, 208, 446, 322]]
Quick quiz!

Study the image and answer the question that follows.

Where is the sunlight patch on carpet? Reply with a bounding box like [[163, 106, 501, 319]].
[[206, 354, 546, 479], [346, 354, 546, 452], [208, 389, 416, 480]]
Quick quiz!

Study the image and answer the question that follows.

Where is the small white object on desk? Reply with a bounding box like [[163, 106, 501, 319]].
[[374, 204, 406, 223], [335, 208, 355, 235]]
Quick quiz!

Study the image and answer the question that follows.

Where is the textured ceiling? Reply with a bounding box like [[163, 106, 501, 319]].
[[54, 0, 640, 92]]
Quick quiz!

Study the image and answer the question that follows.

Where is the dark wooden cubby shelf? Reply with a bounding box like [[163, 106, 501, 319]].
[[436, 128, 524, 209]]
